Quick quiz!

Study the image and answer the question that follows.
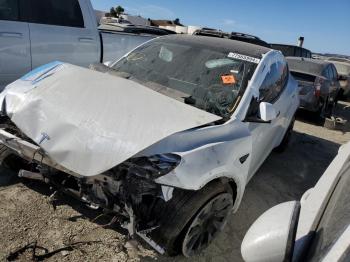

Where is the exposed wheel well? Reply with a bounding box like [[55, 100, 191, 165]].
[[204, 177, 238, 206]]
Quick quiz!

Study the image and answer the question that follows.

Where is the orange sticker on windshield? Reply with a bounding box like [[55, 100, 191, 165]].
[[221, 74, 236, 84]]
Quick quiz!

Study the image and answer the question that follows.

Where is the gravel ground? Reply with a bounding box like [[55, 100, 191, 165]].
[[0, 101, 349, 262]]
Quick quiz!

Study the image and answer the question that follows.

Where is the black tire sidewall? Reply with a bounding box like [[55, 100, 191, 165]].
[[152, 181, 233, 256]]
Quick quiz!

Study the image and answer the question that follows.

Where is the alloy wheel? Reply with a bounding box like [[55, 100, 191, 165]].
[[182, 193, 233, 257]]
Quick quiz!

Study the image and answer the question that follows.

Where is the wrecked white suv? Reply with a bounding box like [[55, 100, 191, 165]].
[[0, 35, 299, 256]]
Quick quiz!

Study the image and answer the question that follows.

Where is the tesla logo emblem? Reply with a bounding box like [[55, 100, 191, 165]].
[[38, 132, 50, 145]]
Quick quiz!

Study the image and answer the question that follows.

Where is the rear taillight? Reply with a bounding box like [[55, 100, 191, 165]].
[[314, 77, 323, 97]]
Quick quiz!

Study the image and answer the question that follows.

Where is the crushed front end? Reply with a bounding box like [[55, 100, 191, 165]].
[[0, 116, 181, 254]]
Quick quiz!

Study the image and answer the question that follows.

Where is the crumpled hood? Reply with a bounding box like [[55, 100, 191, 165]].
[[0, 62, 220, 176]]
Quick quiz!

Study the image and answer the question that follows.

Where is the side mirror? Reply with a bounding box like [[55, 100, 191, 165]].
[[241, 201, 300, 262], [259, 102, 278, 122]]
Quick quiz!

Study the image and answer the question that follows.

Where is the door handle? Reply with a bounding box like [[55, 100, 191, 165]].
[[78, 37, 94, 42], [0, 32, 23, 38]]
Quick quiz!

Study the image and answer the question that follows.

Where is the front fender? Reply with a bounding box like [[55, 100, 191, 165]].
[[155, 127, 252, 212]]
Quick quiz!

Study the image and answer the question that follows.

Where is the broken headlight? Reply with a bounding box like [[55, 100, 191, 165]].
[[121, 153, 181, 179]]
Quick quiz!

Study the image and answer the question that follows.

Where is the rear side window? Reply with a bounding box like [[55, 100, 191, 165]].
[[29, 0, 84, 28], [0, 0, 19, 21], [301, 49, 307, 58], [259, 60, 288, 103], [294, 47, 302, 57], [323, 66, 332, 80]]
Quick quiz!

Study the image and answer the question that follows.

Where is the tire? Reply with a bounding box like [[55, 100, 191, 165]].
[[274, 116, 295, 153], [151, 180, 234, 256]]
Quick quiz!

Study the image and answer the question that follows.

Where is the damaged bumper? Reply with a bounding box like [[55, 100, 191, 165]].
[[0, 126, 176, 254]]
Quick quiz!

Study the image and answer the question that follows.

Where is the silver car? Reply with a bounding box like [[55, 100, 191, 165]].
[[287, 57, 341, 118]]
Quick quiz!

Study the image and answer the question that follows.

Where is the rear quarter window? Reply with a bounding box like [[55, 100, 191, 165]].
[[29, 0, 84, 28]]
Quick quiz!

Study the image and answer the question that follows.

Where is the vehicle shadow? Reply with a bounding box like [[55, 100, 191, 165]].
[[150, 131, 340, 262]]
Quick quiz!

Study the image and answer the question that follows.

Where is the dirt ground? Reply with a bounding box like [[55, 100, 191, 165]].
[[0, 101, 349, 262]]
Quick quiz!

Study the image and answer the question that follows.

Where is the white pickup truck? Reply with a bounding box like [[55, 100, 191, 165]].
[[0, 0, 170, 90]]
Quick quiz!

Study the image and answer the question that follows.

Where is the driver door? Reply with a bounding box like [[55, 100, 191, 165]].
[[247, 59, 289, 179]]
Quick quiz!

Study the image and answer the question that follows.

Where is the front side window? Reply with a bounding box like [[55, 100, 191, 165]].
[[259, 60, 288, 103], [112, 39, 258, 118], [29, 0, 84, 28], [0, 0, 19, 21]]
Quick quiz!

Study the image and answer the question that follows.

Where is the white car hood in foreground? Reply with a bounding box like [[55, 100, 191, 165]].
[[0, 62, 220, 176]]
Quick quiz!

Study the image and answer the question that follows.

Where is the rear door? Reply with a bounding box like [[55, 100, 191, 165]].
[[0, 0, 31, 89], [27, 0, 100, 69]]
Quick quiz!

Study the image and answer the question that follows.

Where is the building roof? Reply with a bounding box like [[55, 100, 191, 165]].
[[157, 34, 271, 59], [286, 57, 330, 76], [150, 19, 183, 27]]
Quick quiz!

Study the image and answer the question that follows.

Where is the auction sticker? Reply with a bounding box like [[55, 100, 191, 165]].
[[221, 74, 236, 84], [227, 52, 260, 64]]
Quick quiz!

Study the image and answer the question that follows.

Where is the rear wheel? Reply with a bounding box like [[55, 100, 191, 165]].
[[322, 95, 336, 118]]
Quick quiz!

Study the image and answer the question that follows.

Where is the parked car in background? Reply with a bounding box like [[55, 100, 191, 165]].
[[241, 141, 350, 262], [326, 60, 350, 98], [0, 0, 169, 90], [287, 57, 340, 117], [271, 44, 312, 58], [0, 35, 299, 256], [193, 29, 270, 47]]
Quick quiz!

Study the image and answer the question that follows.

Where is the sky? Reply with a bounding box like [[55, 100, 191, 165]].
[[91, 0, 350, 56]]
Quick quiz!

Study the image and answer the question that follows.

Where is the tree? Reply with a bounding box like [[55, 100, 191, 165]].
[[115, 5, 125, 17], [109, 7, 117, 18], [108, 5, 124, 18]]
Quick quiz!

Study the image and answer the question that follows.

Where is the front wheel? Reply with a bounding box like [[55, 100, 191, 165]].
[[181, 192, 233, 257], [152, 181, 234, 256]]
